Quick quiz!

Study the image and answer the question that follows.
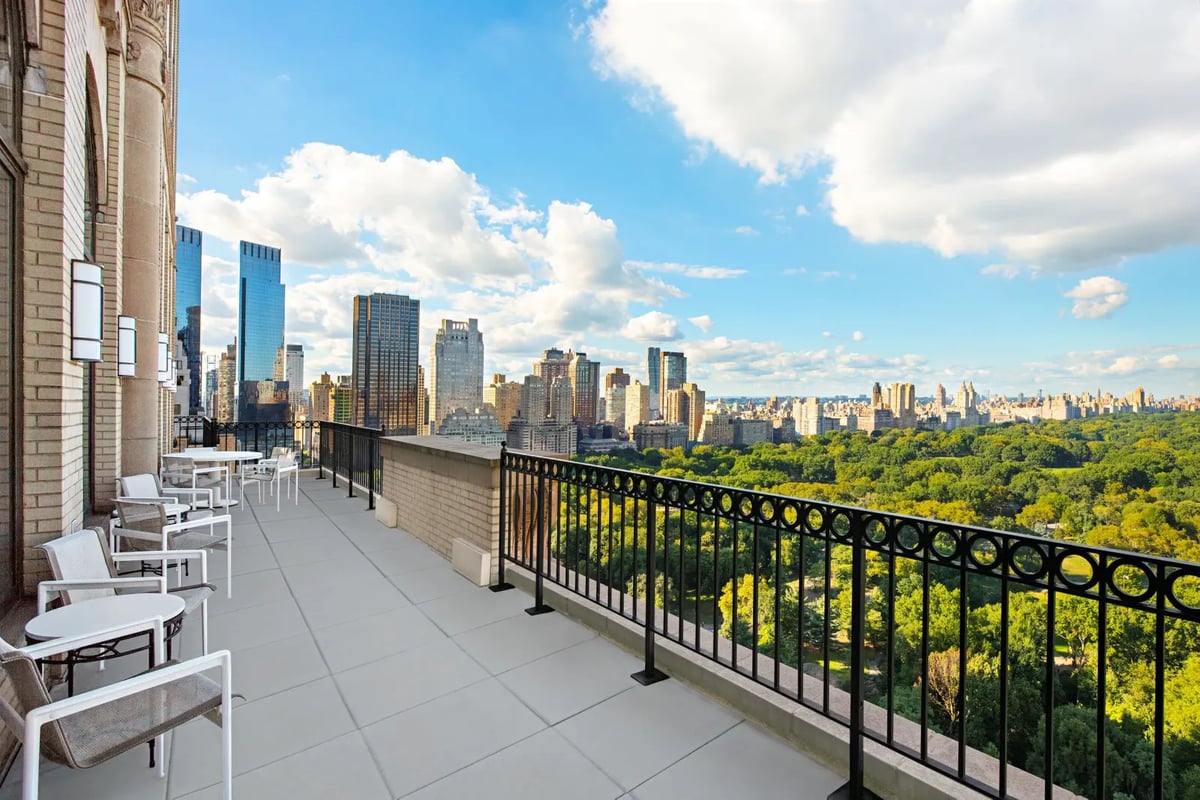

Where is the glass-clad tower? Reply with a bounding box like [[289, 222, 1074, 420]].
[[237, 241, 286, 421], [429, 318, 483, 432], [175, 225, 203, 413], [352, 293, 420, 433]]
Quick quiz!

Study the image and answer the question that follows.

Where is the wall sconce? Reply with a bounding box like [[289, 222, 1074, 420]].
[[71, 261, 103, 362], [157, 332, 170, 384], [117, 315, 136, 377]]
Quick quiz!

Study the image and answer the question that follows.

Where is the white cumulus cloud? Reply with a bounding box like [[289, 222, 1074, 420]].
[[734, 225, 759, 236], [589, 0, 1200, 269], [852, 330, 865, 342], [1064, 276, 1129, 319], [622, 311, 682, 341], [688, 314, 713, 333]]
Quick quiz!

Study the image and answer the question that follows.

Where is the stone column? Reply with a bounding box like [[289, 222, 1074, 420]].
[[120, 4, 168, 477]]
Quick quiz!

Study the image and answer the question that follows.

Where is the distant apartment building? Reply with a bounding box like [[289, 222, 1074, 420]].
[[175, 225, 203, 413], [506, 417, 577, 455], [429, 318, 484, 432], [796, 397, 825, 437], [285, 345, 304, 417], [310, 373, 336, 422], [484, 374, 523, 430], [533, 348, 571, 418], [734, 418, 773, 446], [605, 384, 627, 431], [625, 380, 652, 429], [550, 376, 574, 422], [238, 241, 286, 422], [633, 421, 688, 450], [681, 383, 706, 441], [699, 412, 734, 445], [605, 368, 630, 389], [352, 293, 420, 433], [520, 375, 546, 424], [216, 344, 237, 423], [436, 408, 505, 447], [332, 376, 354, 423], [569, 352, 601, 424], [660, 351, 687, 399], [857, 407, 895, 433]]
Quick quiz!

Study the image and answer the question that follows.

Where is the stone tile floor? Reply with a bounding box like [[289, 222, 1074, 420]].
[[2, 476, 843, 799]]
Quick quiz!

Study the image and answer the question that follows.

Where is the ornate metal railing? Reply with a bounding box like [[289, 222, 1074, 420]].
[[495, 447, 1200, 800], [170, 417, 383, 509]]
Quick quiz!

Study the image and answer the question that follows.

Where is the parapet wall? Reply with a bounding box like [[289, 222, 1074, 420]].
[[378, 436, 501, 583]]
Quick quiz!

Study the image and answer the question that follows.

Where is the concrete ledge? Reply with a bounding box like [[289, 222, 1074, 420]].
[[375, 495, 398, 528], [503, 564, 986, 800]]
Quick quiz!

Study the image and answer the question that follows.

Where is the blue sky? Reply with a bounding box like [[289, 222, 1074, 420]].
[[176, 0, 1200, 398]]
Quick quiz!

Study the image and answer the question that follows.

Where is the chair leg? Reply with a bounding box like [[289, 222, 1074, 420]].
[[221, 655, 234, 800], [22, 721, 41, 800], [201, 601, 209, 655]]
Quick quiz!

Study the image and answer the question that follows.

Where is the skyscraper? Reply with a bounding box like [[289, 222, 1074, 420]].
[[216, 343, 237, 423], [660, 350, 687, 399], [646, 346, 661, 417], [238, 241, 286, 421], [569, 351, 600, 425], [310, 372, 335, 422], [520, 375, 546, 424], [626, 380, 651, 428], [285, 344, 304, 416], [175, 226, 203, 414], [352, 293, 420, 432], [550, 376, 574, 422], [484, 374, 523, 430], [533, 348, 570, 418], [429, 318, 484, 431]]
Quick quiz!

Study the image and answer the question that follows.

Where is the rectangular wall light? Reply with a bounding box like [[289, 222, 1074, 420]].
[[157, 332, 170, 384], [71, 261, 103, 362], [117, 315, 136, 377]]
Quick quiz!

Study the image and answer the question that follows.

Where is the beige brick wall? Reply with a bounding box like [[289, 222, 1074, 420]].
[[379, 437, 502, 584]]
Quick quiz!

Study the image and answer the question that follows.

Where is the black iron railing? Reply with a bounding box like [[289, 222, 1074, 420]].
[[316, 421, 382, 510], [495, 447, 1200, 800], [170, 417, 383, 509]]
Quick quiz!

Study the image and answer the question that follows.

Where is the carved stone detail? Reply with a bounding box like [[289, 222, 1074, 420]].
[[134, 0, 167, 24], [126, 39, 142, 61]]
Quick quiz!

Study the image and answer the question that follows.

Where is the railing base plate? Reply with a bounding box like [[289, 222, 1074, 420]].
[[489, 582, 515, 593], [828, 782, 882, 800], [525, 604, 554, 616], [631, 668, 669, 686]]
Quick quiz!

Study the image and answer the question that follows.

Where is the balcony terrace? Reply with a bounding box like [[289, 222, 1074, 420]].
[[1, 474, 846, 800]]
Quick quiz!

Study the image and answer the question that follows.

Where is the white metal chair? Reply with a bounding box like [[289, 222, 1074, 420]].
[[117, 473, 214, 517], [38, 528, 214, 656], [242, 452, 299, 511], [112, 500, 234, 598], [162, 454, 229, 509], [0, 619, 232, 800]]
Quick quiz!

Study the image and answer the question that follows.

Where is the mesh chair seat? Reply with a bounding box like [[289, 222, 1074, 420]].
[[169, 584, 217, 614]]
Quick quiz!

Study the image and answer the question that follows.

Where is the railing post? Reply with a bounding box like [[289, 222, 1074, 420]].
[[525, 467, 553, 616], [347, 432, 355, 498], [829, 512, 881, 800], [330, 428, 338, 488], [632, 498, 668, 686], [367, 433, 376, 510], [491, 443, 514, 592]]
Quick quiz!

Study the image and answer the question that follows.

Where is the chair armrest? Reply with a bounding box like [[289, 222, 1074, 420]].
[[192, 466, 228, 478], [37, 577, 166, 612], [24, 649, 232, 726], [164, 514, 231, 534], [162, 486, 214, 502], [114, 495, 173, 504], [22, 616, 167, 661]]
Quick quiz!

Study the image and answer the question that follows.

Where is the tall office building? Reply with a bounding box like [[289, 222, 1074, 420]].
[[605, 368, 630, 390], [605, 384, 627, 430], [550, 376, 574, 422], [626, 380, 651, 428], [332, 376, 354, 423], [533, 348, 570, 418], [417, 365, 428, 434], [484, 374, 523, 430], [646, 347, 661, 417], [660, 351, 687, 399], [216, 343, 237, 423], [175, 225, 203, 413], [310, 372, 335, 422], [520, 375, 546, 424], [285, 345, 304, 416], [429, 318, 484, 431], [569, 351, 600, 425], [352, 293, 420, 432], [681, 383, 706, 441], [237, 241, 286, 421]]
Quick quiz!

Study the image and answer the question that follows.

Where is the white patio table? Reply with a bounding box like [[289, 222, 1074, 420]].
[[163, 450, 264, 507]]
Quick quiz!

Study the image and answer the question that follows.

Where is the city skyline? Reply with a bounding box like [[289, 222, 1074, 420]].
[[176, 2, 1200, 397]]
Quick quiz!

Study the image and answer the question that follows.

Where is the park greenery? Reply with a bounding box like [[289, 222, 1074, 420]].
[[555, 412, 1200, 799]]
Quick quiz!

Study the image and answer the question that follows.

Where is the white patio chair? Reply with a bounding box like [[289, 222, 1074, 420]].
[[0, 619, 232, 800], [38, 528, 214, 656], [242, 452, 299, 511], [112, 500, 234, 598], [162, 454, 229, 509], [117, 473, 214, 517]]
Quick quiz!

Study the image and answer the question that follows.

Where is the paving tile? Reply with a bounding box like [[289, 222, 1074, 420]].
[[335, 637, 488, 727], [207, 568, 290, 617], [205, 542, 278, 580], [312, 605, 446, 673], [0, 737, 172, 800], [361, 678, 545, 798], [227, 631, 329, 702], [279, 554, 381, 592], [364, 543, 449, 576], [293, 578, 412, 629], [499, 637, 643, 724], [630, 721, 843, 800], [555, 680, 740, 790], [167, 677, 356, 798], [418, 586, 530, 636], [455, 609, 595, 674], [404, 728, 622, 800], [388, 563, 478, 603], [259, 517, 338, 543], [207, 598, 308, 653], [174, 732, 390, 800], [270, 534, 362, 567]]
